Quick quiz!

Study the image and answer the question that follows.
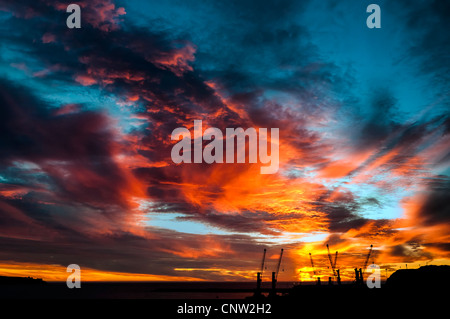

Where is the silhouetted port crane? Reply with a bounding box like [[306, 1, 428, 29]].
[[326, 244, 337, 277], [361, 244, 373, 281], [256, 248, 266, 294], [309, 252, 316, 277], [270, 249, 283, 296], [260, 248, 267, 277], [310, 252, 322, 285], [333, 251, 341, 284], [275, 249, 284, 281]]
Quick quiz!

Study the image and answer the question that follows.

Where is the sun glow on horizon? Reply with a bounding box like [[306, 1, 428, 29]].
[[0, 262, 203, 282]]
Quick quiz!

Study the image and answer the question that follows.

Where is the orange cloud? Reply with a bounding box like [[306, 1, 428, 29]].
[[0, 261, 201, 282]]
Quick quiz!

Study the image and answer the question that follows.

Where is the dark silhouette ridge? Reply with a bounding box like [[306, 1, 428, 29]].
[[0, 275, 46, 285], [386, 265, 450, 289]]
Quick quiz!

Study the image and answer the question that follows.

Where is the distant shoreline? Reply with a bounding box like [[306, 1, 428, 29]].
[[0, 275, 46, 285]]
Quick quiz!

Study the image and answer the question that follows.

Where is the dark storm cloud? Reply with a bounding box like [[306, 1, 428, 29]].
[[0, 0, 229, 121], [187, 0, 349, 118], [343, 111, 450, 185], [324, 204, 393, 239], [1, 0, 287, 222], [311, 190, 396, 240], [402, 0, 450, 90], [0, 0, 258, 181], [0, 0, 348, 174], [323, 205, 367, 233], [389, 242, 433, 261], [357, 88, 400, 149], [0, 80, 109, 161], [417, 176, 450, 227], [0, 79, 136, 209], [325, 233, 347, 246], [181, 210, 289, 235], [311, 190, 365, 233]]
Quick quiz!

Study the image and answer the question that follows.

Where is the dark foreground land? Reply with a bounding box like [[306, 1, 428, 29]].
[[0, 266, 447, 317], [1, 265, 448, 299]]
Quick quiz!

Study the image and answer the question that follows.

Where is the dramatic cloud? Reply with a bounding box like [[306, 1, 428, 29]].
[[0, 0, 448, 281]]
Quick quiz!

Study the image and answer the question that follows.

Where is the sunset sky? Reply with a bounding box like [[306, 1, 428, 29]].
[[0, 0, 449, 282]]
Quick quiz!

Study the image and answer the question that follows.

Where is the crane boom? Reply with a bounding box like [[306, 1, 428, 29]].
[[275, 249, 284, 280], [260, 248, 267, 276], [333, 251, 338, 269], [326, 244, 336, 276], [309, 253, 316, 276], [362, 245, 373, 270], [361, 245, 373, 280]]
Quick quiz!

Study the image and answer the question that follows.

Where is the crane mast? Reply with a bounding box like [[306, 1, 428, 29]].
[[260, 248, 266, 277], [275, 249, 284, 281], [309, 252, 316, 276], [361, 245, 373, 281], [326, 244, 336, 276], [333, 251, 338, 270], [269, 248, 284, 297]]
